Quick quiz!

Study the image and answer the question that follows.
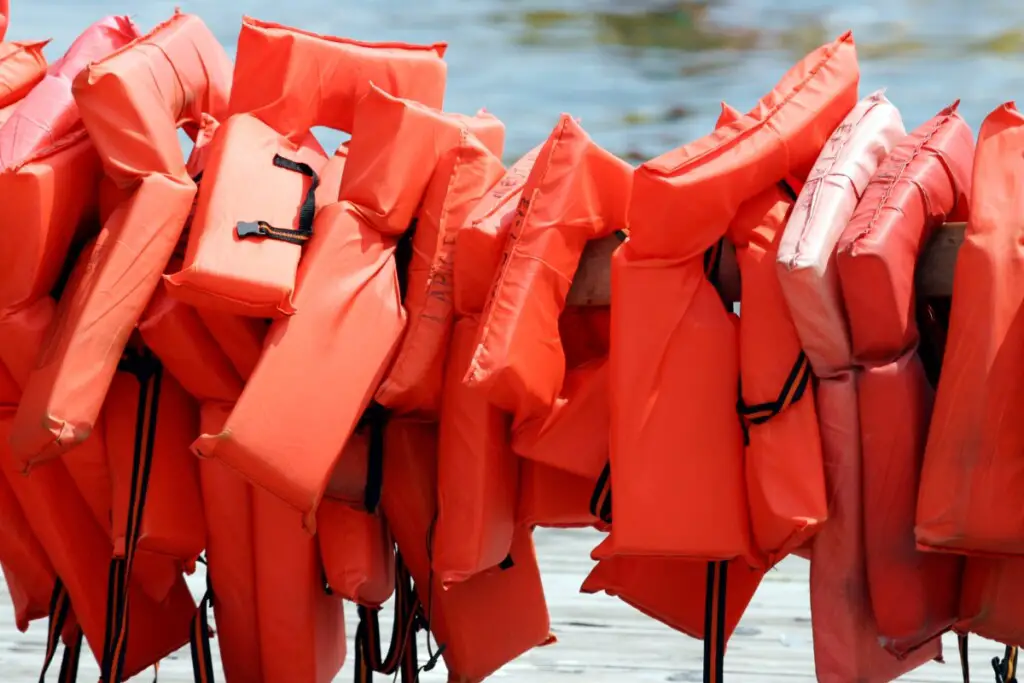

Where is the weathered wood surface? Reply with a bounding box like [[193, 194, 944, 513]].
[[0, 529, 1005, 681], [567, 222, 966, 307]]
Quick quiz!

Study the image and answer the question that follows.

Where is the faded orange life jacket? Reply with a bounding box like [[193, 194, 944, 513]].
[[778, 91, 939, 681], [839, 103, 973, 656]]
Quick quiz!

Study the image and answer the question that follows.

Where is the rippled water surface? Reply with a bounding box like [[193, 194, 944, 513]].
[[8, 0, 1024, 162]]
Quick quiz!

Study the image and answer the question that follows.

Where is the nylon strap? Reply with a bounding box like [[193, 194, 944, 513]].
[[38, 578, 83, 683], [100, 350, 163, 682], [737, 351, 812, 445], [354, 554, 421, 682], [189, 588, 215, 683], [235, 154, 320, 245], [703, 561, 728, 683]]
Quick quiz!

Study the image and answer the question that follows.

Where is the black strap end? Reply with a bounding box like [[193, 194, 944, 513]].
[[236, 221, 264, 239]]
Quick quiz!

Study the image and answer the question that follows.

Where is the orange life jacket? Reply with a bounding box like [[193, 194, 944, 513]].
[[464, 115, 632, 427], [10, 10, 232, 467], [925, 103, 1024, 648], [195, 87, 490, 531], [164, 17, 448, 319], [609, 32, 857, 561], [713, 104, 826, 567], [375, 114, 505, 417], [839, 103, 973, 656]]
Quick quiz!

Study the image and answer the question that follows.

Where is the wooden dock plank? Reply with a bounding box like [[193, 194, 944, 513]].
[[0, 528, 1006, 681]]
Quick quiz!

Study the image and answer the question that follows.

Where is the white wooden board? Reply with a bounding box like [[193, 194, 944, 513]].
[[0, 529, 1006, 681]]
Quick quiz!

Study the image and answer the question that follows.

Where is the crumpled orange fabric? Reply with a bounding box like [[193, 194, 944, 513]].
[[609, 33, 857, 560], [838, 103, 972, 655], [10, 10, 232, 467], [196, 87, 476, 529], [465, 115, 632, 426], [375, 114, 506, 416]]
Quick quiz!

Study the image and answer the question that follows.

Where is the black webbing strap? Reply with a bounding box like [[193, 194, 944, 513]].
[[993, 642, 1019, 683], [360, 401, 390, 515], [100, 350, 163, 683], [38, 578, 83, 682], [354, 554, 421, 682], [703, 561, 728, 683], [736, 351, 812, 445], [589, 462, 613, 525], [960, 634, 971, 683], [236, 154, 320, 245], [189, 558, 215, 683]]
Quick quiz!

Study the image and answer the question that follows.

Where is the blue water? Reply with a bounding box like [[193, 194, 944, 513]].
[[8, 0, 1024, 163]]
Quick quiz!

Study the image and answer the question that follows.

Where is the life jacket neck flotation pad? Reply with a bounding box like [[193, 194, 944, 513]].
[[9, 10, 232, 467]]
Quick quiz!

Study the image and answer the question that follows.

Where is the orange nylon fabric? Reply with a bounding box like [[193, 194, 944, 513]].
[[517, 460, 602, 529], [435, 315, 518, 585], [253, 487, 346, 683], [10, 10, 232, 466], [198, 403, 265, 683], [918, 103, 1024, 556], [0, 0, 7, 40], [465, 116, 632, 425], [959, 557, 1024, 647], [375, 114, 506, 416], [583, 537, 764, 643], [383, 418, 552, 682], [512, 357, 608, 480], [0, 15, 139, 169], [454, 147, 543, 317], [838, 104, 973, 655], [0, 40, 46, 109], [777, 91, 940, 680], [317, 498, 395, 609], [0, 398, 53, 632], [0, 133, 100, 337], [196, 87, 478, 529], [609, 33, 858, 560]]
